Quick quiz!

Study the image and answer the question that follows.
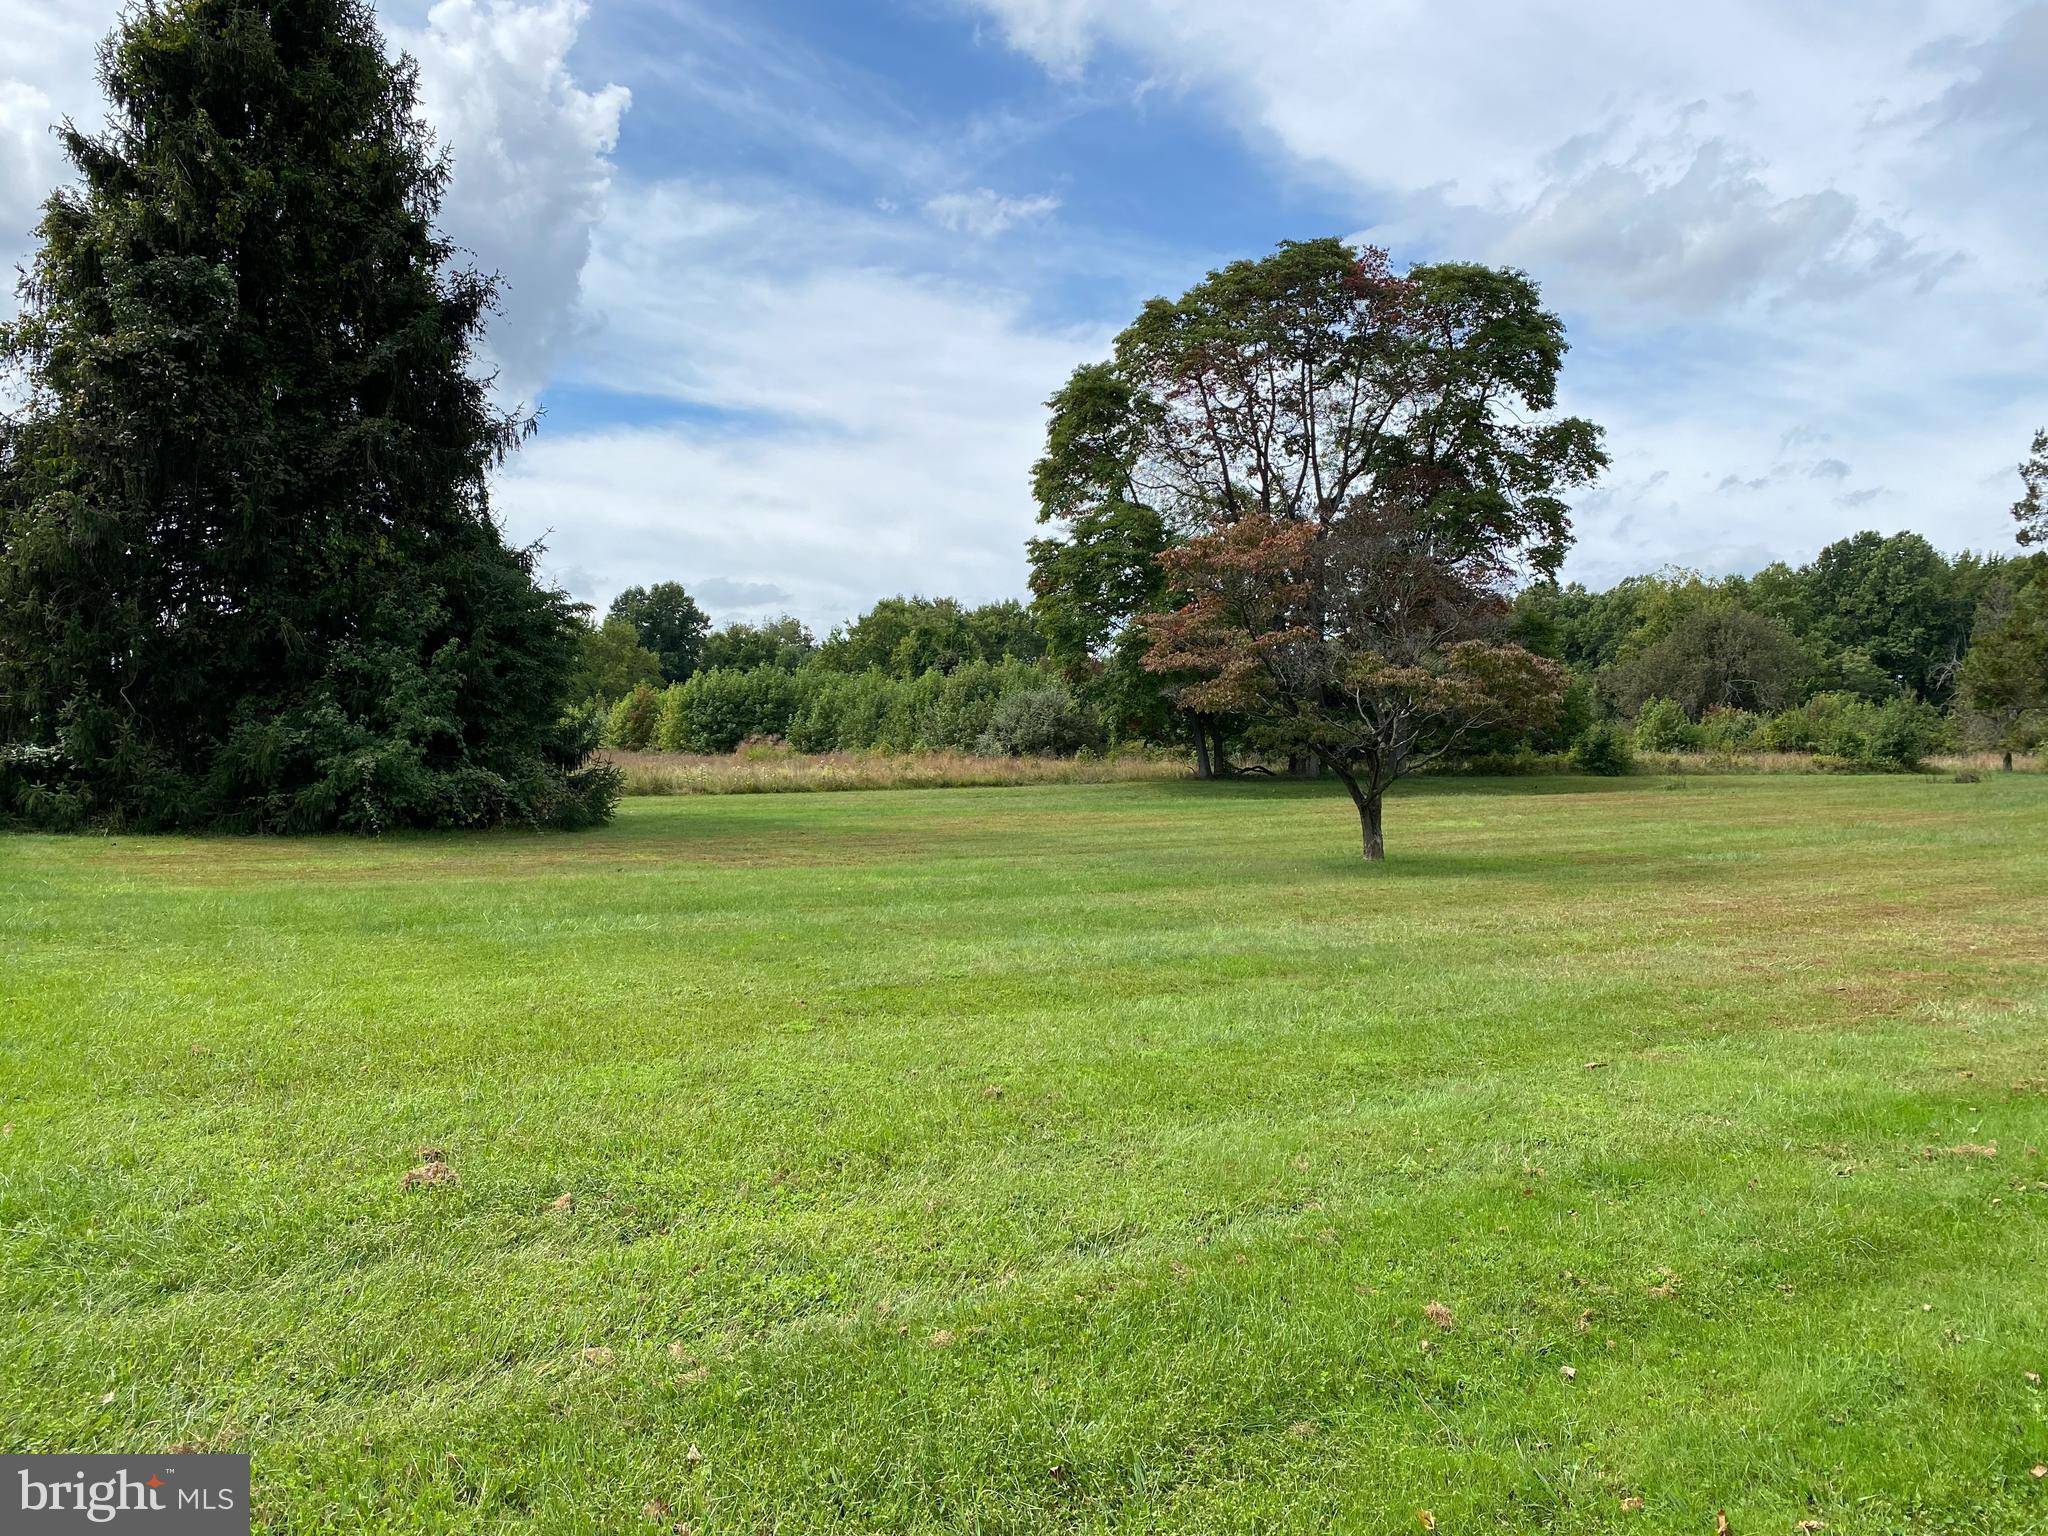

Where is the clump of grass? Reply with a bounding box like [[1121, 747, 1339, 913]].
[[601, 747, 1191, 796]]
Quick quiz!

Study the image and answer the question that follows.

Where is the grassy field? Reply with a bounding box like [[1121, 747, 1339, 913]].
[[5, 774, 2048, 1533]]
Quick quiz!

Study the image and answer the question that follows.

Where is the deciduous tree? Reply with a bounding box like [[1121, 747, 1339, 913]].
[[608, 583, 710, 683], [1957, 578, 2048, 770], [1055, 240, 1600, 855], [1146, 506, 1569, 859], [1607, 604, 1806, 717]]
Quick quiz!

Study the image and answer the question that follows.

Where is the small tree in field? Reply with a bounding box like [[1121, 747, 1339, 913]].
[[1094, 239, 1600, 858], [1146, 507, 1566, 858], [1958, 580, 2048, 770]]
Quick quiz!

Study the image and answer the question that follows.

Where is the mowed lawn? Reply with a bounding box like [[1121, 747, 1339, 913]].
[[4, 776, 2048, 1534]]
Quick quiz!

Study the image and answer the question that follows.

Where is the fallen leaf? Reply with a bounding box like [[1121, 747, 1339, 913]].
[[1417, 1512, 1436, 1531], [1716, 1511, 1730, 1535], [579, 1346, 614, 1366], [1559, 1365, 1577, 1380], [685, 1444, 704, 1468], [2033, 1464, 2047, 1479], [547, 1192, 574, 1214], [928, 1329, 956, 1348], [981, 1084, 1004, 1100], [1950, 1142, 1998, 1159], [1287, 1420, 1317, 1438], [1796, 1522, 1826, 1533], [643, 1500, 671, 1521], [1423, 1300, 1454, 1331], [400, 1160, 458, 1190], [1647, 1270, 1679, 1300], [2026, 1371, 2041, 1385], [1582, 1060, 1609, 1070], [99, 1391, 116, 1406], [1619, 1495, 1643, 1512]]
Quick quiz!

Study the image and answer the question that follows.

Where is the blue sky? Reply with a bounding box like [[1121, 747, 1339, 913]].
[[4, 0, 2045, 631]]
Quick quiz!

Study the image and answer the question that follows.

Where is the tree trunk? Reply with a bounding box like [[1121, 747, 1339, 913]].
[[1192, 715, 1212, 780], [2004, 748, 2015, 773], [1360, 790, 1385, 860], [1333, 768, 1387, 861], [1209, 721, 1232, 777]]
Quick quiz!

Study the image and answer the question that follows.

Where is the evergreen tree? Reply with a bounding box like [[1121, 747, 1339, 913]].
[[0, 0, 615, 831]]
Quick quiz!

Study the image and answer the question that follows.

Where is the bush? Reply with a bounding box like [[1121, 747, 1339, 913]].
[[604, 683, 662, 752], [1868, 696, 1940, 770], [654, 667, 802, 753], [1632, 697, 1699, 752], [1757, 692, 1939, 770], [1571, 722, 1635, 776], [1695, 707, 1763, 753], [975, 685, 1104, 757]]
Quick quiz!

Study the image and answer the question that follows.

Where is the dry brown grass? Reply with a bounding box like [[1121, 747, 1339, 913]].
[[602, 748, 1192, 797], [1631, 749, 2043, 776]]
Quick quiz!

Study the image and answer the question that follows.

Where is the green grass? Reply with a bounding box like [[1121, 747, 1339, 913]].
[[5, 774, 2048, 1533]]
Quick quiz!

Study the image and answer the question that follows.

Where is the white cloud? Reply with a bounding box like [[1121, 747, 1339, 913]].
[[0, 2, 106, 271], [397, 0, 628, 409], [500, 178, 1105, 629], [1, 0, 625, 418], [923, 187, 1060, 237], [961, 0, 2048, 581]]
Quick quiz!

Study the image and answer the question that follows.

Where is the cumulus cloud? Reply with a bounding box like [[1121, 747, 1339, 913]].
[[961, 0, 2000, 321], [398, 0, 628, 408], [0, 3, 110, 277], [502, 178, 1105, 627], [961, 0, 2047, 585], [2, 0, 625, 418], [923, 187, 1060, 237]]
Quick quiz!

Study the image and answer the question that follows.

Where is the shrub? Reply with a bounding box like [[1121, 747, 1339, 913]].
[[1632, 697, 1699, 752], [1571, 722, 1635, 776], [1757, 692, 1939, 770], [1760, 707, 1818, 752], [605, 683, 662, 752], [975, 685, 1104, 757], [1696, 707, 1763, 753], [1868, 696, 1940, 770]]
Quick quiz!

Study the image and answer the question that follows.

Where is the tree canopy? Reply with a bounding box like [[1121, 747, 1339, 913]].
[[1606, 604, 1807, 717], [608, 583, 711, 683], [1957, 578, 2048, 769], [0, 0, 612, 831], [1068, 239, 1605, 856], [2017, 429, 2048, 548], [815, 597, 1044, 677]]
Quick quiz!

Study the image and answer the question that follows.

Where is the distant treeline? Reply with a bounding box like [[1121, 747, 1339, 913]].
[[1509, 531, 2046, 771], [581, 528, 2047, 773]]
